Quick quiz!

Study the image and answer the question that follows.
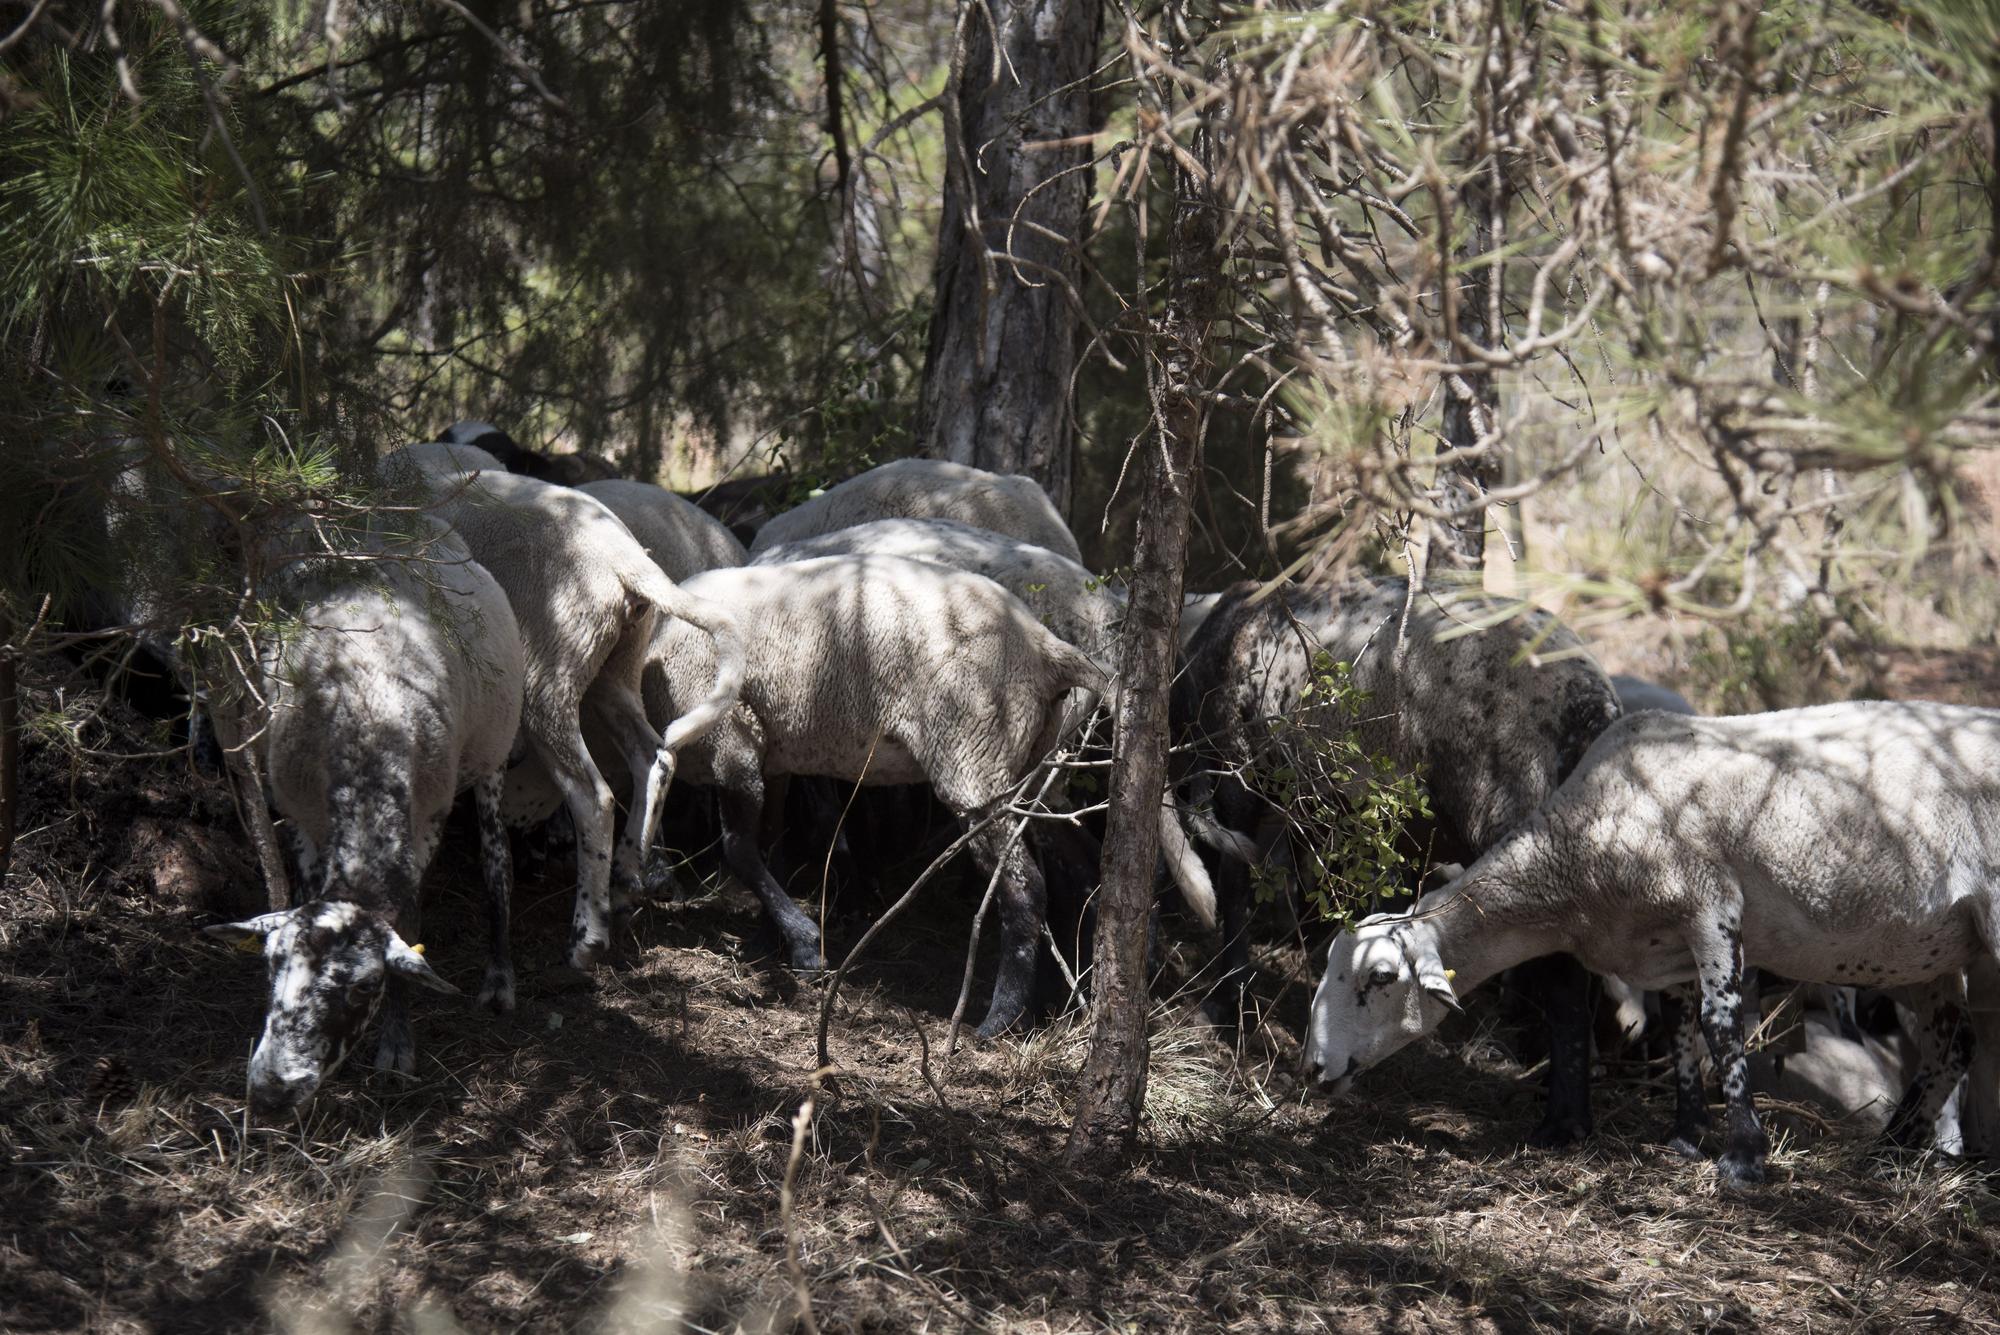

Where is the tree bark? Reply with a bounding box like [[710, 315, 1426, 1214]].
[[0, 612, 17, 887], [1064, 137, 1219, 1170], [1433, 4, 1514, 574], [914, 0, 1102, 518]]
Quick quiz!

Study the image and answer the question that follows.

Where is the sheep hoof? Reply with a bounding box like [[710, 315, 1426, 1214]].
[[479, 968, 517, 1014], [570, 939, 610, 970], [373, 1034, 416, 1078], [1716, 1152, 1766, 1188], [1666, 1134, 1706, 1161], [789, 945, 828, 973], [1525, 1114, 1591, 1149], [975, 1009, 1025, 1042]]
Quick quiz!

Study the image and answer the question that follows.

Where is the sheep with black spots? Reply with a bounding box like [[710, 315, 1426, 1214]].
[[1171, 577, 1622, 1146], [382, 443, 745, 968], [1304, 699, 2000, 1186], [748, 459, 1083, 565], [204, 524, 523, 1115]]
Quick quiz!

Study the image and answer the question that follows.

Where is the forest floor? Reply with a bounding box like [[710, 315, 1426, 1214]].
[[5, 652, 2000, 1334]]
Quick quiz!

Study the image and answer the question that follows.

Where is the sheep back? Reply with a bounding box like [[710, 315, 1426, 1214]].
[[234, 527, 525, 896], [581, 478, 748, 581], [747, 459, 1082, 565], [1175, 578, 1620, 860], [751, 516, 1118, 669], [662, 555, 1102, 800]]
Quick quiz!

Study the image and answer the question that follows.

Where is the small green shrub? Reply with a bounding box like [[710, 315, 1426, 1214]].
[[1252, 652, 1433, 928]]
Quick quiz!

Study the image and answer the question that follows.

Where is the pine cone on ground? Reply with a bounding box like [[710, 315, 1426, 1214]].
[[84, 1055, 138, 1108]]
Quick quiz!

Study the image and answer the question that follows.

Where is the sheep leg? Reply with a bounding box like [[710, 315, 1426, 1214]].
[[1690, 916, 1767, 1186], [970, 817, 1047, 1040], [374, 900, 418, 1078], [1521, 954, 1595, 1148], [718, 780, 826, 971], [1203, 853, 1254, 1028], [591, 687, 674, 914], [473, 772, 516, 1013], [534, 732, 619, 969], [1661, 983, 1709, 1158], [1882, 988, 1971, 1149], [1199, 780, 1263, 1028]]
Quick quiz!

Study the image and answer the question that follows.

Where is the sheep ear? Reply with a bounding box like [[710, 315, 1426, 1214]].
[[204, 911, 293, 951], [1417, 964, 1461, 1012], [386, 935, 459, 995]]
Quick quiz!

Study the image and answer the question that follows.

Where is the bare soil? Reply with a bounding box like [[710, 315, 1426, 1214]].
[[4, 660, 2000, 1333]]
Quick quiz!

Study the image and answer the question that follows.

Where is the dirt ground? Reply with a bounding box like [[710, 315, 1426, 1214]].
[[5, 660, 2000, 1334]]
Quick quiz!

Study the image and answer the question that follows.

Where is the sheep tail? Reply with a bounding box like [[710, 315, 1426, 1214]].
[[1186, 803, 1261, 864], [1046, 634, 1109, 706], [630, 567, 746, 754], [1156, 789, 1218, 931]]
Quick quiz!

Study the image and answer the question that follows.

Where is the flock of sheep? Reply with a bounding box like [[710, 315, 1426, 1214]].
[[112, 422, 1995, 1191]]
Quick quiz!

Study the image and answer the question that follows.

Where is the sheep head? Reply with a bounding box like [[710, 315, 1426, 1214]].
[[1304, 912, 1461, 1094], [205, 902, 455, 1115]]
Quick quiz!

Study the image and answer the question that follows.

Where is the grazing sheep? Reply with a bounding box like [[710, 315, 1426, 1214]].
[[203, 524, 524, 1114], [507, 554, 1108, 1036], [1304, 699, 2000, 1185], [382, 444, 745, 968], [1172, 577, 1621, 1145], [748, 459, 1083, 565], [581, 479, 749, 582]]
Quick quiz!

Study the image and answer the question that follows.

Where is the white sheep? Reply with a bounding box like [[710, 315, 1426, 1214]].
[[752, 516, 1118, 668], [203, 524, 524, 1114], [382, 444, 745, 968], [747, 458, 1083, 565], [1305, 698, 2000, 1185], [506, 554, 1107, 1036], [1172, 577, 1623, 1145], [750, 517, 1218, 930], [581, 478, 748, 582]]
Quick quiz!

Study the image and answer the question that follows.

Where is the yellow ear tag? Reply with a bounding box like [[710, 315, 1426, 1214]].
[[410, 943, 425, 956], [235, 935, 262, 954], [1443, 969, 1456, 982]]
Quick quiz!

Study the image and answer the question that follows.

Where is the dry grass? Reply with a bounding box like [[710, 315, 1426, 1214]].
[[5, 664, 2000, 1332]]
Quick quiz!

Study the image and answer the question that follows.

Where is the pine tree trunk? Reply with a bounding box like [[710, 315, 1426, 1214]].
[[914, 0, 1102, 517], [0, 616, 17, 887], [1064, 143, 1219, 1171], [1434, 167, 1501, 573], [1433, 4, 1515, 574]]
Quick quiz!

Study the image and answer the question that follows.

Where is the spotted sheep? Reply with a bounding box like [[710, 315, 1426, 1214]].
[[382, 441, 745, 968], [1305, 699, 2000, 1186], [1170, 577, 1622, 1146], [507, 554, 1117, 1037], [204, 523, 525, 1115], [747, 458, 1085, 566]]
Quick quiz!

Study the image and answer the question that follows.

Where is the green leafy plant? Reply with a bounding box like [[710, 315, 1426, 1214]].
[[1255, 652, 1433, 927]]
